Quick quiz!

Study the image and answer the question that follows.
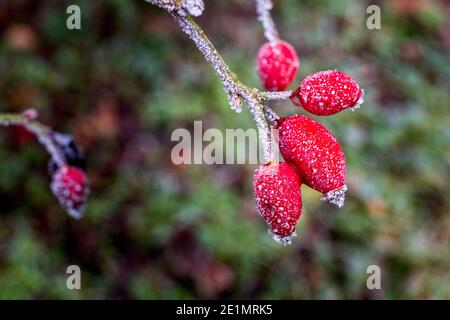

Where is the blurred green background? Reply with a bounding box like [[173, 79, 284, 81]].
[[0, 0, 449, 299]]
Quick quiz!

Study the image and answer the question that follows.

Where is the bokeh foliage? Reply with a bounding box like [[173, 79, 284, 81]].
[[0, 0, 449, 299]]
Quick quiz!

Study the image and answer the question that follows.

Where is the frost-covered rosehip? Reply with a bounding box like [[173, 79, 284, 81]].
[[257, 40, 299, 91], [253, 161, 302, 245], [276, 115, 347, 207], [51, 165, 89, 219], [291, 70, 363, 116]]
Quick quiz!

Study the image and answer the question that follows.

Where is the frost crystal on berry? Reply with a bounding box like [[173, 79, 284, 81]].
[[321, 184, 348, 208], [51, 166, 89, 219], [291, 69, 363, 116], [253, 162, 302, 245]]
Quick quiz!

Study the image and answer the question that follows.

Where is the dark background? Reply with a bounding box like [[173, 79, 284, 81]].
[[0, 0, 449, 299]]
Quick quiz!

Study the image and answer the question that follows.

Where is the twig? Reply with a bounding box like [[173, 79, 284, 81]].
[[172, 13, 285, 161], [256, 0, 279, 42], [145, 0, 293, 162], [0, 108, 65, 166], [260, 90, 292, 101]]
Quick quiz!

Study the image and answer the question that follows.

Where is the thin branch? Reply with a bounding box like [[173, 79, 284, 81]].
[[0, 108, 65, 166], [171, 13, 245, 113], [262, 105, 280, 123], [256, 0, 279, 42], [260, 90, 292, 101], [172, 13, 280, 161], [147, 1, 291, 162]]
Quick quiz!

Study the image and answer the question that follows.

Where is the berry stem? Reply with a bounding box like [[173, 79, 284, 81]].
[[260, 90, 292, 101], [256, 0, 279, 42], [0, 108, 65, 166]]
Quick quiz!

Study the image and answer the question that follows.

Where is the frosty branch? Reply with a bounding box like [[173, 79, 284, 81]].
[[256, 0, 279, 42], [0, 109, 65, 166], [147, 0, 292, 162], [0, 109, 89, 219]]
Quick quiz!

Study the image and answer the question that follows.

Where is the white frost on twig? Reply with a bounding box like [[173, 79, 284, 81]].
[[245, 96, 274, 161], [183, 0, 204, 16], [0, 109, 65, 167], [26, 122, 65, 167], [145, 0, 204, 17], [173, 13, 276, 161], [172, 13, 244, 113], [144, 2, 292, 162], [261, 90, 292, 101], [256, 0, 279, 42], [262, 105, 280, 123]]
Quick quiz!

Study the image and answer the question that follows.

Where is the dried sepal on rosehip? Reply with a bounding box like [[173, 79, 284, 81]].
[[276, 115, 347, 207], [257, 40, 299, 91], [253, 161, 302, 245], [48, 133, 86, 175], [51, 165, 89, 219], [290, 69, 363, 116]]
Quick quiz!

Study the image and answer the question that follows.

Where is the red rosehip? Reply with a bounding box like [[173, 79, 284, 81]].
[[276, 115, 347, 207], [11, 125, 35, 143], [253, 161, 302, 245], [257, 40, 299, 91], [291, 70, 363, 116], [51, 165, 89, 219]]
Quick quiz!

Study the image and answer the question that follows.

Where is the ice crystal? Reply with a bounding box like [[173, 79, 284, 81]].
[[269, 229, 297, 246], [263, 105, 280, 123], [351, 89, 365, 111], [183, 0, 204, 16], [247, 98, 273, 162], [261, 90, 292, 101], [145, 0, 204, 17], [321, 184, 348, 208]]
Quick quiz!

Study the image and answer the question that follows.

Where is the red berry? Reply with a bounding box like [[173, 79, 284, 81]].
[[276, 115, 347, 207], [291, 70, 363, 116], [11, 125, 35, 143], [253, 162, 302, 245], [51, 165, 89, 219], [257, 40, 299, 91]]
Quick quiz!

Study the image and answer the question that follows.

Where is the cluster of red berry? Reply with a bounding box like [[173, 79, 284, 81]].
[[254, 40, 363, 245]]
